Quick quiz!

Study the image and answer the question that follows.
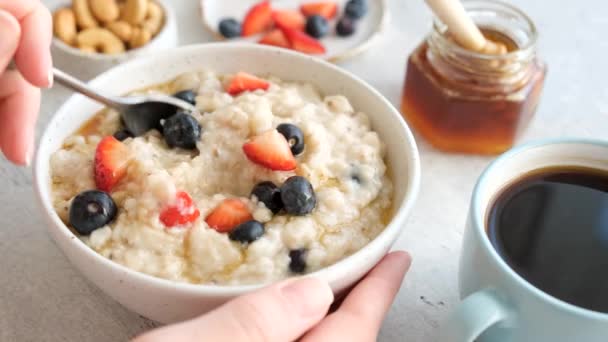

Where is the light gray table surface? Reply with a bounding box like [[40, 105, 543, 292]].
[[1, 0, 606, 341]]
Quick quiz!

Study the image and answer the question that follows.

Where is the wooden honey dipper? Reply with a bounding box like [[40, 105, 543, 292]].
[[425, 0, 507, 55]]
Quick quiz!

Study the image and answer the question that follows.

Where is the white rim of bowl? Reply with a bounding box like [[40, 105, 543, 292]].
[[35, 43, 421, 295], [198, 0, 390, 64], [51, 0, 175, 60]]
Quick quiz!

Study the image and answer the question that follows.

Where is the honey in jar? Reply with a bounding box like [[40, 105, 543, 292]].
[[401, 0, 546, 154]]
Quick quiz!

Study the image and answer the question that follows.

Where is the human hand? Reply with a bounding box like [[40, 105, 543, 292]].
[[134, 251, 412, 342], [0, 0, 53, 165]]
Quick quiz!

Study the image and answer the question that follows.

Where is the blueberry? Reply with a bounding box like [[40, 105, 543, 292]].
[[277, 123, 305, 155], [305, 15, 329, 39], [218, 18, 241, 38], [280, 176, 316, 215], [349, 165, 364, 184], [289, 249, 308, 273], [229, 220, 265, 243], [344, 0, 367, 19], [69, 190, 117, 235], [162, 112, 201, 149], [336, 17, 356, 37], [113, 129, 133, 141], [251, 181, 283, 214], [173, 89, 197, 106]]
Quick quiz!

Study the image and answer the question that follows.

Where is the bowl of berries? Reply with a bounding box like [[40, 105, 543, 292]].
[[34, 43, 419, 323], [200, 0, 388, 62]]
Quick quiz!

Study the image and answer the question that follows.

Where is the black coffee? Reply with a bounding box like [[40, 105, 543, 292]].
[[487, 167, 608, 313]]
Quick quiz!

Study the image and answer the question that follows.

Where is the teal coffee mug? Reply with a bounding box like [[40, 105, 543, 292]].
[[441, 139, 608, 342]]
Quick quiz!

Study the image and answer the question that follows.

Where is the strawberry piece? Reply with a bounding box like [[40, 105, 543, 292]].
[[205, 199, 253, 233], [94, 136, 132, 192], [272, 9, 306, 31], [242, 129, 297, 171], [300, 2, 338, 20], [259, 29, 290, 48], [160, 191, 200, 227], [280, 27, 326, 55], [226, 72, 270, 96], [242, 0, 273, 36]]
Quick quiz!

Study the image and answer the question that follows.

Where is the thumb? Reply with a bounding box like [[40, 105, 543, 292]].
[[134, 277, 334, 342]]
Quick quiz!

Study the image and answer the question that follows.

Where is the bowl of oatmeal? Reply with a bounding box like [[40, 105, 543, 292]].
[[34, 43, 420, 323]]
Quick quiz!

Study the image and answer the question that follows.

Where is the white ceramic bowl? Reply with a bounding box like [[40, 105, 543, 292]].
[[34, 43, 421, 324], [51, 0, 178, 80]]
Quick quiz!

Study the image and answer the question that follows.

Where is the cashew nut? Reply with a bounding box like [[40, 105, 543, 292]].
[[54, 0, 160, 54], [129, 27, 151, 49], [79, 45, 97, 53], [142, 1, 164, 36], [73, 0, 98, 29], [121, 0, 148, 25], [89, 0, 120, 23], [53, 8, 77, 45], [76, 28, 126, 54], [106, 20, 133, 42]]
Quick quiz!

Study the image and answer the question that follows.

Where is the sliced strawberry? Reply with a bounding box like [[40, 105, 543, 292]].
[[94, 136, 132, 192], [242, 0, 273, 36], [243, 129, 297, 171], [226, 72, 270, 96], [259, 29, 290, 48], [280, 27, 326, 55], [160, 191, 200, 227], [300, 1, 338, 20], [272, 9, 306, 31], [205, 199, 253, 233]]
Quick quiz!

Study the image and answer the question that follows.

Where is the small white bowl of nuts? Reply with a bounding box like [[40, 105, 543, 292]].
[[51, 0, 178, 79]]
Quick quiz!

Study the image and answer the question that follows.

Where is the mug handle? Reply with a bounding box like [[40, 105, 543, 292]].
[[439, 289, 509, 342]]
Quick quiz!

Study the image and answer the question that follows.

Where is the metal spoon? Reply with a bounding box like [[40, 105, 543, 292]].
[[52, 68, 198, 136]]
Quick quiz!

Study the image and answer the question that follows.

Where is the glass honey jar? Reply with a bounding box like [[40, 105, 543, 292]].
[[401, 0, 546, 154]]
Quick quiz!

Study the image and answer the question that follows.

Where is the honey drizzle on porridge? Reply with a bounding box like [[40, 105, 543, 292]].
[[52, 73, 395, 285]]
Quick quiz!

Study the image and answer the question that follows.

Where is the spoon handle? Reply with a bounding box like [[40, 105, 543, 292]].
[[52, 68, 123, 109], [424, 0, 486, 51], [424, 0, 506, 54]]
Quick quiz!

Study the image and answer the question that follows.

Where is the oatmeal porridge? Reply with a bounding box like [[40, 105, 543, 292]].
[[50, 70, 393, 285]]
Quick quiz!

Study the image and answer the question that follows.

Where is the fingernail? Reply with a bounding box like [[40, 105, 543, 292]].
[[25, 142, 34, 167], [390, 250, 413, 265], [281, 277, 334, 317], [47, 69, 54, 88], [394, 250, 412, 260], [0, 10, 19, 54]]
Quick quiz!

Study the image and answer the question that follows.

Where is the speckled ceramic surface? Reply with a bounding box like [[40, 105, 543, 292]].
[[199, 0, 389, 63], [6, 1, 608, 340]]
